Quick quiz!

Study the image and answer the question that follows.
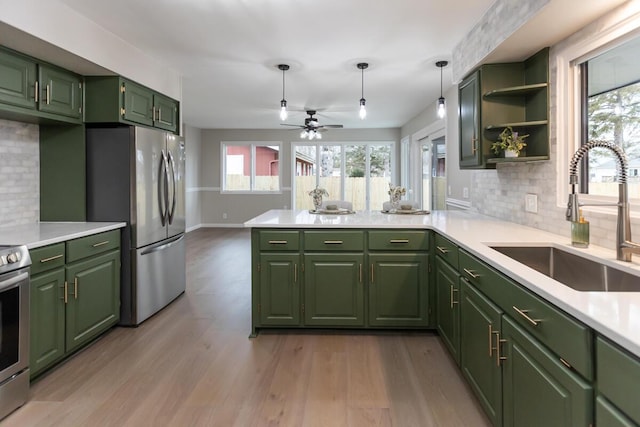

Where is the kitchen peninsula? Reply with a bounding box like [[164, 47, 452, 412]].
[[246, 209, 640, 425]]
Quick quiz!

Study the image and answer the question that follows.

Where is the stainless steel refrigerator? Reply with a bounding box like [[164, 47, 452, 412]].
[[86, 125, 186, 326]]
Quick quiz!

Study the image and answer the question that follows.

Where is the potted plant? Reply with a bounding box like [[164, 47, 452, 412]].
[[491, 126, 529, 157], [308, 186, 329, 211]]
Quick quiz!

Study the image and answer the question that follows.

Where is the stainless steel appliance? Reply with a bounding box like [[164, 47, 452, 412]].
[[86, 126, 186, 325], [0, 245, 31, 420]]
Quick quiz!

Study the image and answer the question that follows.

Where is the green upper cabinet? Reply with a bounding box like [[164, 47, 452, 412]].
[[38, 64, 82, 119], [460, 47, 549, 169], [85, 76, 180, 134], [459, 70, 482, 168], [0, 46, 82, 124], [0, 48, 37, 109]]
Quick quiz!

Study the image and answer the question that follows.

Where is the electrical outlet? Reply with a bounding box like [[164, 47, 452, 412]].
[[448, 185, 452, 196], [525, 194, 538, 213], [463, 187, 469, 199], [223, 213, 228, 219]]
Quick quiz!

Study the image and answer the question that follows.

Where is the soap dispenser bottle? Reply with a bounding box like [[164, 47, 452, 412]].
[[571, 209, 589, 248]]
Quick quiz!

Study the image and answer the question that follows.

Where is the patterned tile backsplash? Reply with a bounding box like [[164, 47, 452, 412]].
[[0, 119, 40, 226]]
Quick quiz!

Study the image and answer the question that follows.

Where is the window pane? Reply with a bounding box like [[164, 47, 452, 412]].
[[255, 145, 280, 191], [345, 145, 366, 210], [294, 145, 317, 209], [224, 145, 250, 191], [318, 145, 342, 201], [370, 145, 392, 211]]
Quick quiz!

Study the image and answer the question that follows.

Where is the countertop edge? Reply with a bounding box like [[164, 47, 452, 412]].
[[1, 222, 127, 249]]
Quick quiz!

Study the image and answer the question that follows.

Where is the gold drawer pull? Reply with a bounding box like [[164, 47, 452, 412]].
[[494, 331, 507, 366], [92, 240, 110, 247], [268, 240, 288, 244], [436, 246, 449, 254], [512, 306, 540, 327], [463, 268, 480, 279], [40, 254, 63, 263], [323, 240, 343, 244], [389, 239, 410, 244]]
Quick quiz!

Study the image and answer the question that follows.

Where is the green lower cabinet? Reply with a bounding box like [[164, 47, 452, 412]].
[[30, 268, 66, 377], [259, 253, 300, 325], [596, 396, 638, 427], [65, 250, 120, 353], [304, 253, 364, 326], [368, 253, 428, 327], [460, 279, 503, 427], [501, 316, 593, 427], [435, 256, 460, 364]]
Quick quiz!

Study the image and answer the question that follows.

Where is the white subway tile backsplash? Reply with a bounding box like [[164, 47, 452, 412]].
[[0, 119, 39, 226]]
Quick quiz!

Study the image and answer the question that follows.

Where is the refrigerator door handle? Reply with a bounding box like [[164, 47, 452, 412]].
[[140, 234, 184, 256], [158, 150, 168, 226], [167, 151, 177, 224]]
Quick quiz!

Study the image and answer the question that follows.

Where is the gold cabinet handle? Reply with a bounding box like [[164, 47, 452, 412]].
[[74, 277, 78, 299], [40, 254, 63, 263], [494, 331, 507, 366], [34, 80, 39, 102], [294, 263, 297, 283], [370, 264, 374, 284], [463, 268, 480, 279], [323, 240, 343, 244], [436, 246, 449, 254], [471, 137, 478, 154], [92, 240, 110, 247], [158, 108, 162, 122], [389, 239, 410, 244], [450, 285, 459, 308], [63, 280, 68, 304], [512, 306, 540, 327], [152, 106, 157, 120], [359, 263, 362, 283], [268, 240, 288, 244], [45, 84, 51, 105]]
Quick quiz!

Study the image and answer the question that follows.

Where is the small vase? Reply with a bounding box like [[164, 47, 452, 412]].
[[312, 195, 322, 211], [390, 195, 401, 211], [504, 150, 519, 158]]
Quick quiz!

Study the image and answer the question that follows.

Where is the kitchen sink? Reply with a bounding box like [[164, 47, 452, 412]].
[[490, 245, 640, 292]]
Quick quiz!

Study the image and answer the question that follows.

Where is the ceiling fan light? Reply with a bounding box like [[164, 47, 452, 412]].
[[316, 131, 322, 139], [301, 130, 308, 139], [280, 100, 288, 121], [359, 98, 367, 120], [437, 97, 446, 119]]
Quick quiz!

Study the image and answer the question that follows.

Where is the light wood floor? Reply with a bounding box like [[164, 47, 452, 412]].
[[4, 228, 491, 427]]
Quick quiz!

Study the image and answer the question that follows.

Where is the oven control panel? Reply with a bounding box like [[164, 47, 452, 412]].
[[0, 245, 31, 273]]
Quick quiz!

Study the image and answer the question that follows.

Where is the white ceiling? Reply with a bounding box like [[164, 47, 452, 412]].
[[55, 0, 496, 130]]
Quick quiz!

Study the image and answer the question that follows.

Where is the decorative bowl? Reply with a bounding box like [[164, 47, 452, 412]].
[[325, 204, 338, 211], [400, 204, 413, 210]]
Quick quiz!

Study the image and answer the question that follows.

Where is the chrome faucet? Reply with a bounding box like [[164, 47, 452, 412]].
[[566, 140, 640, 261]]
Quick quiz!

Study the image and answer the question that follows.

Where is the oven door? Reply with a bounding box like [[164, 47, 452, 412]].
[[0, 268, 29, 383]]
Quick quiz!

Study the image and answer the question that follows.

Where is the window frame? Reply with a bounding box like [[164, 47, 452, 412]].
[[555, 7, 640, 217], [220, 141, 282, 194]]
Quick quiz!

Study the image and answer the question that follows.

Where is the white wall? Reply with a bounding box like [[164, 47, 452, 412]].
[[199, 128, 401, 226], [184, 125, 202, 231]]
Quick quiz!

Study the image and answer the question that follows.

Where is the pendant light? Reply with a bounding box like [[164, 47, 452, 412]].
[[436, 60, 448, 119], [278, 64, 290, 121], [357, 62, 368, 120]]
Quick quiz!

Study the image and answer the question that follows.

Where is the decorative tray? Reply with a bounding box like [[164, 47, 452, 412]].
[[381, 209, 430, 215], [309, 209, 355, 215]]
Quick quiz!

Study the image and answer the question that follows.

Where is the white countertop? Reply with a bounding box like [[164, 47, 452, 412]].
[[0, 222, 126, 249], [246, 209, 640, 358]]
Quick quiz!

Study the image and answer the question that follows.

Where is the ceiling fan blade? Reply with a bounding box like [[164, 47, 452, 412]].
[[280, 124, 303, 127], [322, 124, 343, 128]]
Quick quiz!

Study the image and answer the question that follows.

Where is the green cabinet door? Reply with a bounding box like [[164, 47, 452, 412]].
[[65, 250, 120, 353], [460, 279, 503, 427], [368, 253, 428, 327], [0, 48, 36, 110], [30, 268, 66, 377], [459, 70, 482, 168], [38, 65, 82, 118], [123, 80, 154, 127], [502, 316, 593, 427], [259, 253, 301, 326], [154, 93, 179, 132], [304, 253, 364, 326], [435, 256, 460, 364], [596, 396, 638, 427]]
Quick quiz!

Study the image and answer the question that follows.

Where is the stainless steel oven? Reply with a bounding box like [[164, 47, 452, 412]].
[[0, 245, 30, 421]]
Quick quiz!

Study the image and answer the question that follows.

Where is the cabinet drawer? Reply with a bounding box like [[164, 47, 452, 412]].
[[459, 249, 512, 312], [434, 234, 458, 268], [368, 230, 428, 251], [597, 337, 640, 423], [507, 277, 593, 380], [304, 231, 364, 251], [66, 230, 121, 263], [259, 230, 299, 251], [30, 243, 66, 275]]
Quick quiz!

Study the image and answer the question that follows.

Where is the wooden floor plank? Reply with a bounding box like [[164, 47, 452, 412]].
[[3, 228, 490, 427]]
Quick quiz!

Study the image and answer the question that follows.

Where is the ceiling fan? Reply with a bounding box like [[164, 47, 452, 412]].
[[281, 110, 343, 139]]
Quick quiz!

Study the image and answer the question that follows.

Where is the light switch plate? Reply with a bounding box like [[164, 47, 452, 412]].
[[525, 194, 538, 213]]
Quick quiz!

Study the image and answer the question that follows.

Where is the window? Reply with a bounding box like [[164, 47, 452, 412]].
[[580, 35, 640, 202], [292, 142, 394, 210], [222, 142, 281, 192]]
